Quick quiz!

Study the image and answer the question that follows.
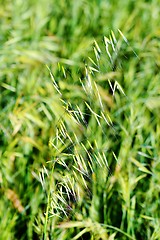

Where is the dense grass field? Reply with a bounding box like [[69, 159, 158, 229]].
[[0, 0, 160, 239]]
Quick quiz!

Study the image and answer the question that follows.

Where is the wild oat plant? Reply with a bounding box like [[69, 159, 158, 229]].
[[39, 31, 160, 240]]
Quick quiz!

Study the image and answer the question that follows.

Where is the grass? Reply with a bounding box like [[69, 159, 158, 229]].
[[0, 0, 160, 239]]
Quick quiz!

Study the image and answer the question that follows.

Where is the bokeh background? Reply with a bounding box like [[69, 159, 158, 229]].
[[0, 0, 160, 239]]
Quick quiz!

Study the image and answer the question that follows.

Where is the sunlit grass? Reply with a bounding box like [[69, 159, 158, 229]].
[[0, 0, 160, 239]]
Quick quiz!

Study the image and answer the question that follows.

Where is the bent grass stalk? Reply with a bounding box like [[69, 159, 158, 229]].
[[42, 31, 138, 239]]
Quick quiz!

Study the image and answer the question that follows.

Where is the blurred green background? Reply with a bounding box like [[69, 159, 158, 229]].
[[0, 0, 160, 239]]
